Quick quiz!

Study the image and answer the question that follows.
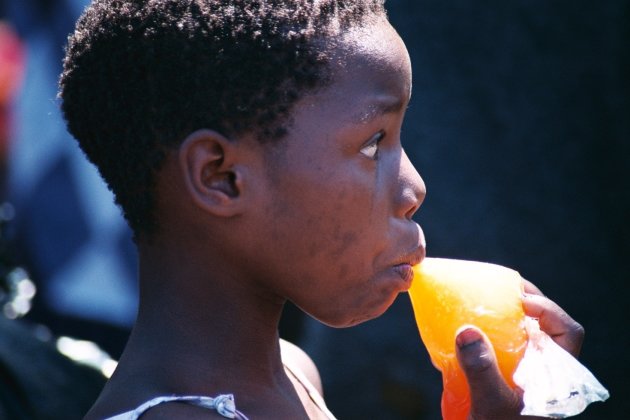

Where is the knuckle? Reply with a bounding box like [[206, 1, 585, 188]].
[[465, 349, 494, 374], [570, 321, 585, 340]]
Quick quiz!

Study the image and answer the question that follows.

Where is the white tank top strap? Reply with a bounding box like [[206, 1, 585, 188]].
[[105, 394, 249, 420], [282, 361, 338, 420]]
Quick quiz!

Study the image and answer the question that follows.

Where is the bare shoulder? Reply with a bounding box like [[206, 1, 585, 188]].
[[279, 338, 323, 396]]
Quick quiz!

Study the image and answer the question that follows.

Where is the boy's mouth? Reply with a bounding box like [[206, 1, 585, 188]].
[[402, 223, 426, 264], [393, 262, 415, 288], [392, 250, 426, 289], [392, 223, 426, 288]]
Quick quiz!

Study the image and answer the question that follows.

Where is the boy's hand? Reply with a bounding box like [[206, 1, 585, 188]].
[[454, 281, 584, 419]]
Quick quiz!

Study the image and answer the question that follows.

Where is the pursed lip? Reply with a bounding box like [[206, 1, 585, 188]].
[[396, 223, 426, 266], [392, 246, 425, 284], [406, 245, 426, 267], [392, 224, 426, 288]]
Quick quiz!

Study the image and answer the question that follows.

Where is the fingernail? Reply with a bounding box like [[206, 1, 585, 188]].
[[456, 326, 482, 349]]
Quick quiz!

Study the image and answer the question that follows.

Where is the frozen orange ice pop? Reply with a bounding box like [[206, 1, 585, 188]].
[[408, 258, 527, 420]]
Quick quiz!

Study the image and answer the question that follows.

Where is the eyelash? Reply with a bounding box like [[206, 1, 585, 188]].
[[360, 130, 386, 160]]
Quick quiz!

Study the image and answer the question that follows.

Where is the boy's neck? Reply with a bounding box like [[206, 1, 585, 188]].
[[100, 238, 293, 412]]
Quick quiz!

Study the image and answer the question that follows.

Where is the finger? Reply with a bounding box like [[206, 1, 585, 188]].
[[522, 293, 584, 357], [455, 326, 522, 417]]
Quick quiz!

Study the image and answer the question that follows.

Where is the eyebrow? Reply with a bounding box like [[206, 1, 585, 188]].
[[349, 96, 407, 124]]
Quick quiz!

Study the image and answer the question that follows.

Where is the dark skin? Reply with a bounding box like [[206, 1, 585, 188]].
[[457, 280, 584, 419], [84, 18, 583, 419]]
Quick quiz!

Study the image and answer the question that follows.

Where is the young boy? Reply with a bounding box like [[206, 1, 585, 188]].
[[59, 1, 583, 418]]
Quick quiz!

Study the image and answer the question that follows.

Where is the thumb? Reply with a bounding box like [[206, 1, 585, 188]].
[[455, 326, 522, 418], [455, 326, 496, 380]]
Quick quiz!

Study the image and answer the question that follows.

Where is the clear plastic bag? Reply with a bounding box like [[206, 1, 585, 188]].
[[513, 317, 610, 418]]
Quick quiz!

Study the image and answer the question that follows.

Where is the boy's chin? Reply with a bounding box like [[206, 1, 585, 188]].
[[315, 300, 396, 329]]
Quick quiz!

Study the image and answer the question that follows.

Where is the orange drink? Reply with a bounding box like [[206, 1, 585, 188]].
[[408, 258, 527, 420]]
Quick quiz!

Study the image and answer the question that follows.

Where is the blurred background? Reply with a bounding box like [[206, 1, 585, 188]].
[[0, 0, 627, 419], [0, 0, 137, 356]]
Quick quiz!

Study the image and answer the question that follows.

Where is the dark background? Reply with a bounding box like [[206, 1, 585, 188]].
[[302, 1, 629, 419], [1, 0, 628, 419]]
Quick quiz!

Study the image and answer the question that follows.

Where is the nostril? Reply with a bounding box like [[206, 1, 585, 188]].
[[399, 149, 426, 219], [406, 176, 425, 220], [404, 196, 420, 220], [402, 186, 423, 220]]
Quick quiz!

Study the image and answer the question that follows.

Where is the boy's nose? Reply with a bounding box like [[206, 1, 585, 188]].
[[398, 149, 426, 220]]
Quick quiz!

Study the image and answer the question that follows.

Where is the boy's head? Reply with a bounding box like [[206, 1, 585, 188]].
[[61, 0, 426, 327], [59, 0, 386, 239]]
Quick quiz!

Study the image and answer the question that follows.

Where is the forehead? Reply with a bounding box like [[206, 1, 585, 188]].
[[263, 19, 412, 165], [257, 21, 412, 204], [307, 19, 412, 125], [339, 18, 411, 76]]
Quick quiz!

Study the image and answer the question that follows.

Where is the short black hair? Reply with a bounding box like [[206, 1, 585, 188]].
[[59, 0, 386, 238]]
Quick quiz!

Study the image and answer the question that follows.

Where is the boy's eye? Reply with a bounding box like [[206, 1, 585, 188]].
[[359, 130, 385, 160]]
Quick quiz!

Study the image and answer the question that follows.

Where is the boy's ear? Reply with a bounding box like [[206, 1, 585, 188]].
[[179, 129, 245, 217]]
